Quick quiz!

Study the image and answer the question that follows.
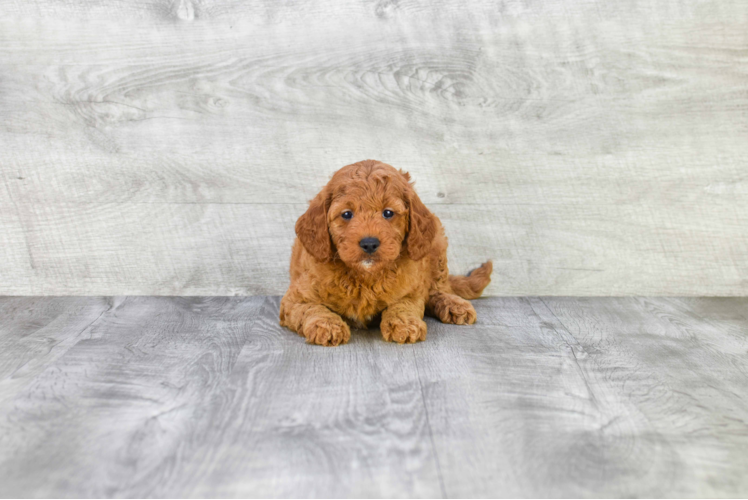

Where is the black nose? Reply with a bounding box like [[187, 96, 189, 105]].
[[359, 237, 380, 254]]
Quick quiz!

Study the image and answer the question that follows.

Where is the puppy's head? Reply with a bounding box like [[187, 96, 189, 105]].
[[295, 160, 436, 272]]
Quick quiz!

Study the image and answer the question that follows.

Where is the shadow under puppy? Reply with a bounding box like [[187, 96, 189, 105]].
[[280, 160, 492, 346]]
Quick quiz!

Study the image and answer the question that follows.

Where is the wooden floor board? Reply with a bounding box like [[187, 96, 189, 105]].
[[0, 296, 747, 497], [150, 297, 444, 498], [0, 296, 114, 404], [0, 296, 265, 497]]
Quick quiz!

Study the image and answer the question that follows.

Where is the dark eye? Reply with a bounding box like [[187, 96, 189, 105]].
[[383, 209, 394, 219], [341, 211, 353, 220]]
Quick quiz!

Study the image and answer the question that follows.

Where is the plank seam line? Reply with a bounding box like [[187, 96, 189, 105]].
[[226, 296, 269, 371], [78, 297, 120, 340], [12, 298, 121, 377], [535, 298, 600, 406], [412, 349, 448, 499], [4, 298, 118, 382]]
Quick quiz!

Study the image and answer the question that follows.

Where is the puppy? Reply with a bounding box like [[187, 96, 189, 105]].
[[280, 160, 492, 346]]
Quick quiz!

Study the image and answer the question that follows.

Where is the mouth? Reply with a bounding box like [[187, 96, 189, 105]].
[[360, 258, 376, 270]]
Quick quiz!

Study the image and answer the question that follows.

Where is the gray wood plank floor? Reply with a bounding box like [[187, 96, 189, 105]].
[[1, 296, 747, 497]]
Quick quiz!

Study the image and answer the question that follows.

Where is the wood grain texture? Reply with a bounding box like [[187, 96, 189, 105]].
[[1, 296, 747, 497], [0, 296, 266, 497], [417, 297, 748, 497], [1, 0, 748, 295], [0, 296, 113, 403]]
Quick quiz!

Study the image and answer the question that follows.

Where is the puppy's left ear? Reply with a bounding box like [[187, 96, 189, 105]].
[[406, 185, 436, 261], [295, 189, 334, 262]]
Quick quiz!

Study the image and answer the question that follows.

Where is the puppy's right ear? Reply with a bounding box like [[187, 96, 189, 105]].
[[405, 186, 436, 261], [295, 190, 333, 262]]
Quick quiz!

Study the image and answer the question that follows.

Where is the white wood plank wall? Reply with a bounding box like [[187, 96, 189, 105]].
[[1, 0, 746, 295]]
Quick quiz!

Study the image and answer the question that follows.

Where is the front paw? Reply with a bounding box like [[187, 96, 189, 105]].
[[301, 315, 351, 346], [381, 314, 427, 344], [432, 294, 477, 325]]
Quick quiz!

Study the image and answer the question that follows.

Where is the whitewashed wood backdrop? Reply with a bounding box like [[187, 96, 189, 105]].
[[1, 0, 746, 296]]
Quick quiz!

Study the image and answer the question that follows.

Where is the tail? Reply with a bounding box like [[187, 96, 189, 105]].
[[449, 260, 492, 300]]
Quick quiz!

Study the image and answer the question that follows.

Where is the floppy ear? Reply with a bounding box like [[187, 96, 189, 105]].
[[406, 186, 436, 261], [295, 190, 333, 262]]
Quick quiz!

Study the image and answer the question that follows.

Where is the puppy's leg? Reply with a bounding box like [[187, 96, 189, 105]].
[[381, 297, 427, 344], [280, 297, 350, 346], [427, 291, 477, 325], [424, 223, 479, 325]]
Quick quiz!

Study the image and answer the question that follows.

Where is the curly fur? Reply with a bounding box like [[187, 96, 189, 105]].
[[280, 160, 492, 345]]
